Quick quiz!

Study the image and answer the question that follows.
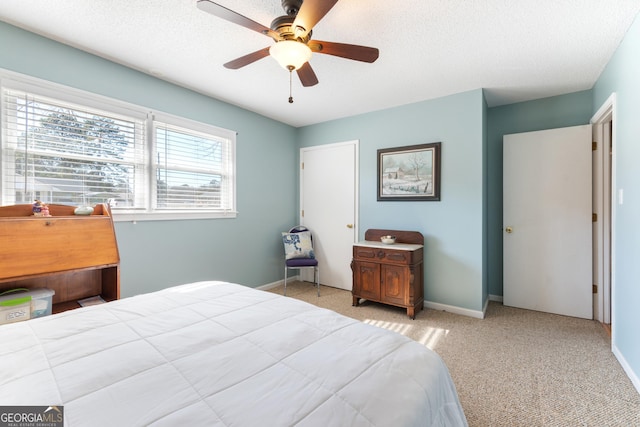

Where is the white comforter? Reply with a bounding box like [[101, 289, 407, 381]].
[[0, 281, 467, 426]]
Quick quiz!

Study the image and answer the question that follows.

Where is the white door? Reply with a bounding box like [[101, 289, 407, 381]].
[[503, 125, 592, 319], [300, 141, 358, 290]]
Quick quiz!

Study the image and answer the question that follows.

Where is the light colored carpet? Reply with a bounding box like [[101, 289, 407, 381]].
[[268, 281, 640, 427]]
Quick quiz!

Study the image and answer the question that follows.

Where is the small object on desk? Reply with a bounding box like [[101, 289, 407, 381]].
[[74, 206, 94, 216], [32, 200, 52, 217], [380, 235, 396, 244], [32, 200, 43, 216]]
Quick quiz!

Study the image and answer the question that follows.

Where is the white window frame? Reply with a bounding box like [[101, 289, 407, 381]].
[[0, 69, 237, 221]]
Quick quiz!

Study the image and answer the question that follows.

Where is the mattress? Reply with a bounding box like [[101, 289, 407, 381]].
[[0, 281, 467, 426]]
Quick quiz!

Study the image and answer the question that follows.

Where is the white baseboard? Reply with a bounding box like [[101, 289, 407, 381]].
[[424, 300, 485, 319], [489, 294, 503, 302], [613, 344, 640, 395], [256, 276, 300, 291], [256, 280, 282, 291]]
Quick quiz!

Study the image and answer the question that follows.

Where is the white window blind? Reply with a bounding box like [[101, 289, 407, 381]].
[[1, 72, 237, 220], [1, 88, 145, 208], [153, 118, 235, 212]]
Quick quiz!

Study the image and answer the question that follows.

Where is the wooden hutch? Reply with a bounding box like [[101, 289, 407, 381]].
[[0, 203, 120, 314], [351, 229, 424, 319]]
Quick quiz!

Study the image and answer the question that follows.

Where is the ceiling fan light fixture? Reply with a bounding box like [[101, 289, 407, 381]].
[[269, 40, 312, 70]]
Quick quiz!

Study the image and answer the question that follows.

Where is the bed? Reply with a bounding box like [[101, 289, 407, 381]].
[[0, 281, 467, 426]]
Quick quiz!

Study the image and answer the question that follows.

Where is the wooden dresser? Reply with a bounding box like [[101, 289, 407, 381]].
[[351, 229, 424, 319], [0, 203, 120, 314]]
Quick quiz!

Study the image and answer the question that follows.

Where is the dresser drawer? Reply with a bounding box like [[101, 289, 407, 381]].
[[353, 246, 421, 265]]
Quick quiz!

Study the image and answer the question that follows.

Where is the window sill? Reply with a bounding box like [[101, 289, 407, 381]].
[[113, 210, 238, 222]]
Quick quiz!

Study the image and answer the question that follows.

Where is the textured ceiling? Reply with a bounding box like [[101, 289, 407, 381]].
[[1, 0, 639, 127]]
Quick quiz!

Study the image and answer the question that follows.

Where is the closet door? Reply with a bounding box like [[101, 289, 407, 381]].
[[503, 125, 592, 319], [300, 141, 358, 290]]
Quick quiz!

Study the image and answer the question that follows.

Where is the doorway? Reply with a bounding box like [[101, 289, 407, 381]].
[[299, 141, 359, 290]]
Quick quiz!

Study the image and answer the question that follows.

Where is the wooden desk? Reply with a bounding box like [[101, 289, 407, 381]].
[[0, 203, 120, 314]]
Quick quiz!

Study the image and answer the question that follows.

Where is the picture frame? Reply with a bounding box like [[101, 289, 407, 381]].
[[377, 142, 441, 201]]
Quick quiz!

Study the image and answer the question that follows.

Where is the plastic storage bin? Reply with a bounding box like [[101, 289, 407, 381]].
[[28, 288, 55, 318], [0, 288, 55, 324], [0, 291, 31, 325]]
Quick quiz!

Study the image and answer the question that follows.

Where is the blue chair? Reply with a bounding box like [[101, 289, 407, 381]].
[[282, 226, 320, 296]]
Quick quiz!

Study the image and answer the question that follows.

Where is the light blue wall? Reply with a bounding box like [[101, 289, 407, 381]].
[[297, 90, 486, 312], [486, 91, 594, 297], [0, 22, 298, 296], [593, 13, 640, 389]]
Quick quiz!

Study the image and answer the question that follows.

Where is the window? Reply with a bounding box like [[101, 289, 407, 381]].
[[2, 89, 145, 208], [0, 74, 236, 220], [153, 115, 235, 212]]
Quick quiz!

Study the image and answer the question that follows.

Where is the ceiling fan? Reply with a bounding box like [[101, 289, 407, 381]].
[[196, 0, 379, 102]]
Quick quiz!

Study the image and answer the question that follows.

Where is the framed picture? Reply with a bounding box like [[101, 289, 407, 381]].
[[377, 142, 441, 201]]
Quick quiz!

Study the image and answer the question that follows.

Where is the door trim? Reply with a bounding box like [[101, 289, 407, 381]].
[[590, 93, 616, 333]]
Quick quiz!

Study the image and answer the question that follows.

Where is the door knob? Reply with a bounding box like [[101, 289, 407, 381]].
[[346, 224, 354, 228], [505, 226, 513, 233]]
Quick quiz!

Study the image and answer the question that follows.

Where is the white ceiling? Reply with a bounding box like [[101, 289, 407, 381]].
[[1, 1, 639, 127]]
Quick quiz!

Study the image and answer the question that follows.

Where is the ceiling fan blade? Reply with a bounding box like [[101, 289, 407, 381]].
[[197, 0, 278, 39], [223, 47, 271, 69], [309, 40, 379, 63], [292, 0, 339, 39], [297, 62, 319, 87]]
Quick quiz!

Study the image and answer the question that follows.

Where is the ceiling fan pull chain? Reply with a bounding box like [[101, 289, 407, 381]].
[[288, 65, 294, 103]]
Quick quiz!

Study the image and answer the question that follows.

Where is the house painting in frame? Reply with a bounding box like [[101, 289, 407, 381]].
[[377, 142, 441, 201]]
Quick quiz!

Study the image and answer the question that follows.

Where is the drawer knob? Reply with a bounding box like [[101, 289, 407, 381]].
[[377, 251, 385, 258]]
